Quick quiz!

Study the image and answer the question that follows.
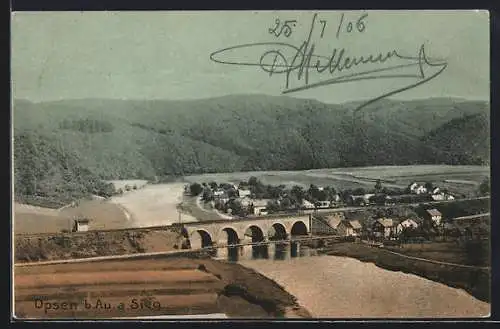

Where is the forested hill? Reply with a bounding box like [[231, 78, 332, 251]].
[[13, 95, 489, 205]]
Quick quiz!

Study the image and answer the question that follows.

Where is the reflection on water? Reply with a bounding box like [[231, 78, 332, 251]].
[[218, 241, 318, 262]]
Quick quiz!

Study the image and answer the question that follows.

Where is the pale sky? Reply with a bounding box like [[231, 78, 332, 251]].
[[11, 10, 490, 104]]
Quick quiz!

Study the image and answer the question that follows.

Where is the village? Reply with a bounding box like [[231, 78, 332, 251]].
[[185, 177, 490, 244]]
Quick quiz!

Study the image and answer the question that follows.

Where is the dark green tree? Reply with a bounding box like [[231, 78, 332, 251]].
[[189, 183, 203, 196], [290, 185, 305, 204], [479, 177, 490, 196]]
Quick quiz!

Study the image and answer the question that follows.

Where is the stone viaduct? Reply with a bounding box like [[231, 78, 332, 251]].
[[182, 214, 312, 249]]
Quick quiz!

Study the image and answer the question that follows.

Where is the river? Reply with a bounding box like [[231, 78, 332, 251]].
[[225, 245, 490, 318]]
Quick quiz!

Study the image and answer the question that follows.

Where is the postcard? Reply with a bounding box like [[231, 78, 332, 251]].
[[12, 10, 490, 319]]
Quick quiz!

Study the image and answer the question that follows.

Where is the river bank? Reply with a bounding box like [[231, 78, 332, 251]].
[[318, 242, 490, 303], [240, 254, 490, 318]]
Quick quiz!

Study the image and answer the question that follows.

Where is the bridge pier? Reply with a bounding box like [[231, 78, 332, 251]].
[[291, 241, 300, 258], [239, 236, 253, 261], [267, 242, 276, 258], [216, 244, 228, 260]]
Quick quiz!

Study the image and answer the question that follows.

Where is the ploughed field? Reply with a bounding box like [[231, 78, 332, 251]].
[[14, 257, 309, 319]]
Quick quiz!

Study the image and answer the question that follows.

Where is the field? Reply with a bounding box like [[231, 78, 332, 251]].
[[14, 201, 131, 234], [384, 241, 490, 267], [14, 257, 310, 319], [184, 165, 489, 195]]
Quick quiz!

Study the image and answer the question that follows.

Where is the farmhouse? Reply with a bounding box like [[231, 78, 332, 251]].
[[425, 209, 442, 226], [396, 219, 419, 235], [238, 188, 252, 198], [337, 220, 362, 237], [316, 200, 331, 209], [372, 218, 399, 238], [324, 213, 345, 230], [251, 199, 272, 216], [213, 188, 226, 197], [302, 199, 315, 209], [73, 218, 90, 232], [409, 182, 427, 194], [431, 193, 445, 201], [351, 194, 375, 206], [239, 196, 253, 207]]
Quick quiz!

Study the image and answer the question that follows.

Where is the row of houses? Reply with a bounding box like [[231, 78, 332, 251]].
[[320, 208, 489, 241], [324, 215, 421, 239], [409, 182, 455, 200], [320, 208, 443, 239]]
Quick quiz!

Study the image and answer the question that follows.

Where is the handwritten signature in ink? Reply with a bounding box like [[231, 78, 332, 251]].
[[209, 13, 448, 112]]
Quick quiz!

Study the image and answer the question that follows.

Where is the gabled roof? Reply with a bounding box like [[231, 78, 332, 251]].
[[340, 219, 363, 229], [376, 218, 395, 228], [426, 209, 442, 216], [252, 199, 272, 207], [349, 220, 362, 229], [399, 218, 419, 227], [325, 216, 342, 229]]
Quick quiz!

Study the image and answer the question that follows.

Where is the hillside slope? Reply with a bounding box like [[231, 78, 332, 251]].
[[12, 96, 490, 204]]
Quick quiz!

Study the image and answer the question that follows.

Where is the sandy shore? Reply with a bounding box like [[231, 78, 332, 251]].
[[109, 183, 197, 227], [240, 255, 490, 318]]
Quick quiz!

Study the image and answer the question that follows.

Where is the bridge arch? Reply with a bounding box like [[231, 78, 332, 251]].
[[190, 229, 213, 249], [290, 220, 308, 236], [219, 226, 240, 246], [243, 224, 266, 242], [268, 222, 288, 241]]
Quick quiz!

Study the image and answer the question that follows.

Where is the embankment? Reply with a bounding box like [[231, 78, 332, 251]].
[[14, 228, 182, 262]]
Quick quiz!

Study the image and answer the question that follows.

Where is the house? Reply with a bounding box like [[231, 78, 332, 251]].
[[396, 219, 419, 235], [213, 188, 226, 197], [432, 187, 441, 195], [302, 199, 315, 209], [372, 218, 399, 238], [351, 194, 375, 206], [238, 188, 252, 198], [446, 194, 455, 200], [239, 196, 253, 207], [73, 218, 90, 232], [426, 209, 442, 226], [384, 195, 396, 206], [251, 199, 272, 216], [324, 213, 345, 230], [337, 220, 362, 236], [409, 182, 427, 194], [431, 193, 445, 201], [316, 200, 331, 209]]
